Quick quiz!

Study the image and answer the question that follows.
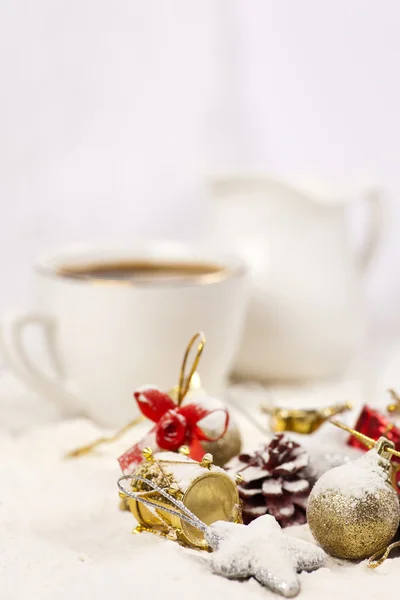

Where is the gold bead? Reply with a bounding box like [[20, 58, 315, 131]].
[[133, 525, 145, 534], [201, 453, 214, 469], [168, 483, 180, 496], [167, 528, 179, 541], [178, 446, 190, 456], [142, 447, 154, 462], [235, 473, 244, 485]]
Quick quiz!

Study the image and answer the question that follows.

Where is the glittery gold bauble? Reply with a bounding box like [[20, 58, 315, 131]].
[[202, 418, 242, 467], [172, 387, 242, 467], [307, 448, 400, 560]]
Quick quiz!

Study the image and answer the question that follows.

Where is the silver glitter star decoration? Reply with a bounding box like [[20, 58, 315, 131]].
[[204, 514, 326, 598]]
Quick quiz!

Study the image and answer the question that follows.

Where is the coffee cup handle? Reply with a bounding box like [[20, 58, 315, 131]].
[[0, 310, 80, 415]]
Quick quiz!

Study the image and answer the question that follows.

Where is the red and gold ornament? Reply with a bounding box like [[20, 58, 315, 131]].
[[118, 385, 229, 473], [347, 389, 400, 491], [66, 332, 239, 470]]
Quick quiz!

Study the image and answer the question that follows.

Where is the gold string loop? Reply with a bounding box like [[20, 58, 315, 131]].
[[177, 332, 206, 406], [66, 332, 206, 458]]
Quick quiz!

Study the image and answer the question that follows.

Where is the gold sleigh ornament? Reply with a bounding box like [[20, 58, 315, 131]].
[[119, 446, 242, 549], [262, 402, 352, 434]]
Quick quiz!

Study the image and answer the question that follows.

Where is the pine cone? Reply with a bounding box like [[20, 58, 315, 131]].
[[227, 434, 314, 527]]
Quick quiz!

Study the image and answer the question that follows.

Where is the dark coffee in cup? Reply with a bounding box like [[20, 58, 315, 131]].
[[57, 260, 227, 283]]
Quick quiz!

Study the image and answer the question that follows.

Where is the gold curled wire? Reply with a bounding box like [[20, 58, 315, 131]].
[[177, 332, 206, 406], [65, 415, 145, 458], [368, 541, 400, 569]]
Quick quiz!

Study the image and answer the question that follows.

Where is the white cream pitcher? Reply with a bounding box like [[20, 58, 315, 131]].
[[208, 174, 382, 381]]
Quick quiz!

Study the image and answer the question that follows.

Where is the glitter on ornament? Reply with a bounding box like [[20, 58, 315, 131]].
[[307, 420, 400, 561]]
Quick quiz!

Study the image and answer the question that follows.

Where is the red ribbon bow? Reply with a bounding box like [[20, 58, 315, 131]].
[[118, 387, 229, 474]]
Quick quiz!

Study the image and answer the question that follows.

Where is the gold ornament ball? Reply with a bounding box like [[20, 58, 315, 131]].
[[169, 379, 242, 467], [201, 418, 242, 467], [307, 456, 400, 560], [176, 390, 242, 467]]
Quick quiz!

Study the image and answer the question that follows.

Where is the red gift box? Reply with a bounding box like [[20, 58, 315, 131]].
[[349, 405, 400, 490]]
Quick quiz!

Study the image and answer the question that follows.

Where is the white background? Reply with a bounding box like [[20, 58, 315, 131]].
[[1, 0, 399, 333]]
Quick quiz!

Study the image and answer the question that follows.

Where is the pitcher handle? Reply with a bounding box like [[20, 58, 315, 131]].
[[358, 189, 383, 271]]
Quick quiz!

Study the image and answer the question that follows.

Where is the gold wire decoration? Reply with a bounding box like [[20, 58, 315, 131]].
[[330, 418, 400, 568], [65, 331, 206, 459], [368, 540, 400, 568], [65, 415, 145, 458]]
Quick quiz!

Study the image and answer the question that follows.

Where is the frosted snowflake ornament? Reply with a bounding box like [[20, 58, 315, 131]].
[[118, 470, 326, 597]]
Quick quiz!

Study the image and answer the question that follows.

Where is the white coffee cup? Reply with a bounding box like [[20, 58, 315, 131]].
[[0, 241, 248, 427]]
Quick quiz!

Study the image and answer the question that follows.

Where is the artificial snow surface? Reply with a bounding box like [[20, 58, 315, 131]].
[[311, 448, 390, 499], [0, 372, 399, 600]]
